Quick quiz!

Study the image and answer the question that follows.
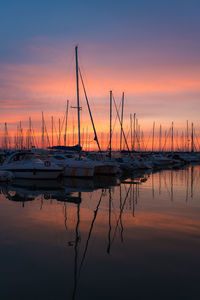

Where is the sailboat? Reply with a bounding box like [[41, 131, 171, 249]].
[[0, 151, 63, 179], [51, 46, 119, 177], [49, 46, 95, 177]]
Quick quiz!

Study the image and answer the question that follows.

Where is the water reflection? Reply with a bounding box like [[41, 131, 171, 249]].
[[0, 165, 200, 299], [1, 165, 198, 209]]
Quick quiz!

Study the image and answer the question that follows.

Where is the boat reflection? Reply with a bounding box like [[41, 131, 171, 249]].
[[0, 164, 199, 299], [0, 164, 197, 213], [62, 175, 119, 192], [0, 175, 120, 206]]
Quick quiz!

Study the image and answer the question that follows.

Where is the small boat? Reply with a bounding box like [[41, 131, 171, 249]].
[[0, 152, 63, 179], [86, 153, 119, 175], [50, 154, 95, 177], [148, 154, 173, 168]]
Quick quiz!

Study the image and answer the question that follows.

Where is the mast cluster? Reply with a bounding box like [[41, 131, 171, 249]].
[[0, 47, 199, 153]]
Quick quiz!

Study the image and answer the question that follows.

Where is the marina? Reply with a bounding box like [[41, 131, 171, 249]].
[[0, 45, 199, 181], [0, 148, 200, 181], [0, 43, 200, 299], [1, 1, 200, 299]]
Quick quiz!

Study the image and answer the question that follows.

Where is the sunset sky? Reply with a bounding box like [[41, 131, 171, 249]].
[[0, 0, 200, 148]]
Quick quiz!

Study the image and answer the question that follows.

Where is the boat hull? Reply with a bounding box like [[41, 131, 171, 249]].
[[3, 169, 62, 179], [63, 166, 94, 177], [94, 165, 118, 175]]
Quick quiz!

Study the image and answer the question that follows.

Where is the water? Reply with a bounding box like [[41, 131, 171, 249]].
[[0, 166, 200, 300]]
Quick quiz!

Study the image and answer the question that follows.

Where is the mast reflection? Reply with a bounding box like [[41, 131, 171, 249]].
[[0, 165, 199, 300]]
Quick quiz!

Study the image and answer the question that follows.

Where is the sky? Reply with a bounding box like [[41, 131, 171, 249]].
[[0, 0, 200, 148]]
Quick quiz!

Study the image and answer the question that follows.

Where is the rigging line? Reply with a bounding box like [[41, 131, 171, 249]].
[[79, 67, 101, 152], [60, 114, 66, 134], [106, 98, 122, 151], [109, 121, 131, 152], [44, 120, 50, 147], [112, 95, 130, 153]]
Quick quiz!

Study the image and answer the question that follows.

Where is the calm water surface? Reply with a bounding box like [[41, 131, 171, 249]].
[[0, 166, 200, 300]]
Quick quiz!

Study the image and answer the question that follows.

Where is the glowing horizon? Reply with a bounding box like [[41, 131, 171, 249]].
[[1, 0, 200, 150]]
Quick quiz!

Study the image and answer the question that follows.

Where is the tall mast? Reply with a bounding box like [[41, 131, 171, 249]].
[[4, 122, 8, 150], [86, 126, 88, 151], [20, 121, 23, 150], [191, 122, 194, 152], [136, 119, 138, 151], [112, 95, 130, 153], [42, 112, 44, 149], [181, 131, 184, 151], [64, 100, 69, 146], [138, 124, 140, 151], [75, 46, 81, 146], [186, 120, 189, 152], [171, 121, 174, 153], [51, 116, 54, 147], [82, 128, 84, 150], [58, 118, 61, 146], [130, 114, 132, 151], [29, 117, 32, 149], [109, 90, 112, 159], [115, 132, 118, 151], [133, 113, 136, 151], [176, 130, 179, 151], [159, 124, 162, 152], [73, 117, 75, 145], [141, 130, 144, 151], [120, 92, 124, 151], [164, 130, 167, 152], [152, 121, 155, 152]]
